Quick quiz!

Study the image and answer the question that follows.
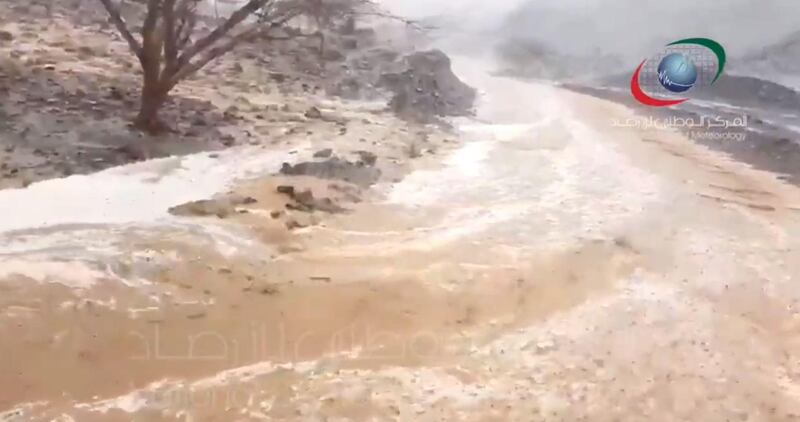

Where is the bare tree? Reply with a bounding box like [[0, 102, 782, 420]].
[[98, 0, 411, 134], [97, 0, 304, 133], [259, 0, 381, 55]]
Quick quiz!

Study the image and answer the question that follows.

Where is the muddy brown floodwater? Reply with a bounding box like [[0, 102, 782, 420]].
[[3, 57, 800, 421]]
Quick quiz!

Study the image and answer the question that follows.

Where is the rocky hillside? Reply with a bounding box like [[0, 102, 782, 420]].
[[0, 0, 474, 189]]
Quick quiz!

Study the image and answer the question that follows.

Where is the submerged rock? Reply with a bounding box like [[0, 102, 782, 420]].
[[280, 157, 381, 187], [313, 148, 334, 158], [168, 199, 235, 218], [354, 150, 377, 166], [168, 194, 257, 219], [276, 185, 348, 214], [304, 106, 323, 119]]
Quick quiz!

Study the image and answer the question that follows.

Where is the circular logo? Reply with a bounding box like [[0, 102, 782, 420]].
[[631, 38, 726, 107], [657, 53, 698, 93]]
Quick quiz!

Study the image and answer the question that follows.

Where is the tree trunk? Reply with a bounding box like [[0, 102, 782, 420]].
[[134, 83, 169, 134], [135, 12, 169, 135]]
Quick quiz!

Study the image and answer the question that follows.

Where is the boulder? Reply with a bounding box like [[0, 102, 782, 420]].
[[380, 50, 476, 122]]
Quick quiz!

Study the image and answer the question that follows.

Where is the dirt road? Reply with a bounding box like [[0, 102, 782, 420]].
[[3, 59, 800, 421]]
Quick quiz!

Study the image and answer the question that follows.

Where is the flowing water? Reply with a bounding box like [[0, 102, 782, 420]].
[[4, 58, 800, 421]]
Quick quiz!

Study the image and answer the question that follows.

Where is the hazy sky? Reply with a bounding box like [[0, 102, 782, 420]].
[[380, 0, 800, 61]]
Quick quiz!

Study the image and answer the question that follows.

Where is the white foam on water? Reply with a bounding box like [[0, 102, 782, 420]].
[[0, 259, 110, 289], [75, 380, 172, 414], [458, 123, 542, 142], [0, 401, 49, 421], [0, 145, 305, 288], [386, 136, 491, 207], [75, 358, 320, 415], [381, 62, 663, 252], [0, 144, 308, 235], [527, 117, 661, 241], [386, 118, 554, 207]]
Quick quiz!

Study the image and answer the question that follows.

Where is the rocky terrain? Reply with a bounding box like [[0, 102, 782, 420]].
[[380, 50, 476, 122], [0, 0, 475, 191]]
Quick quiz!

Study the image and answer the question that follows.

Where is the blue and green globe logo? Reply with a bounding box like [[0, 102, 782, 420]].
[[657, 53, 698, 93], [631, 38, 726, 107]]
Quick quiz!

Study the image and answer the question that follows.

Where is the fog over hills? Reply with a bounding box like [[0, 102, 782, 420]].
[[739, 30, 800, 89], [500, 0, 799, 61], [380, 0, 800, 84]]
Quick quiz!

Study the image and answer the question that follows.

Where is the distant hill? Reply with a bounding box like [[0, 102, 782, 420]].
[[494, 37, 624, 81], [732, 30, 800, 90], [742, 30, 800, 73], [598, 71, 800, 111]]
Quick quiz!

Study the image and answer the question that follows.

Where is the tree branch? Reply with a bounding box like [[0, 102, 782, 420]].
[[174, 0, 198, 50], [140, 0, 164, 86], [169, 25, 262, 85], [97, 0, 143, 57], [162, 0, 179, 73], [176, 0, 273, 67], [142, 0, 162, 39]]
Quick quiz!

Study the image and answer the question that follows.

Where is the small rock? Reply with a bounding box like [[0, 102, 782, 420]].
[[613, 236, 633, 250], [228, 194, 258, 205], [260, 285, 280, 295], [279, 185, 347, 214], [108, 86, 125, 100], [342, 37, 358, 50], [286, 220, 307, 230], [313, 148, 333, 158], [168, 199, 234, 218], [304, 106, 323, 119], [355, 151, 377, 166], [534, 339, 556, 353], [115, 144, 147, 161], [293, 189, 315, 205], [322, 48, 345, 62], [276, 185, 295, 196], [186, 312, 207, 320], [269, 72, 286, 83], [221, 135, 236, 147], [0, 31, 13, 42]]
